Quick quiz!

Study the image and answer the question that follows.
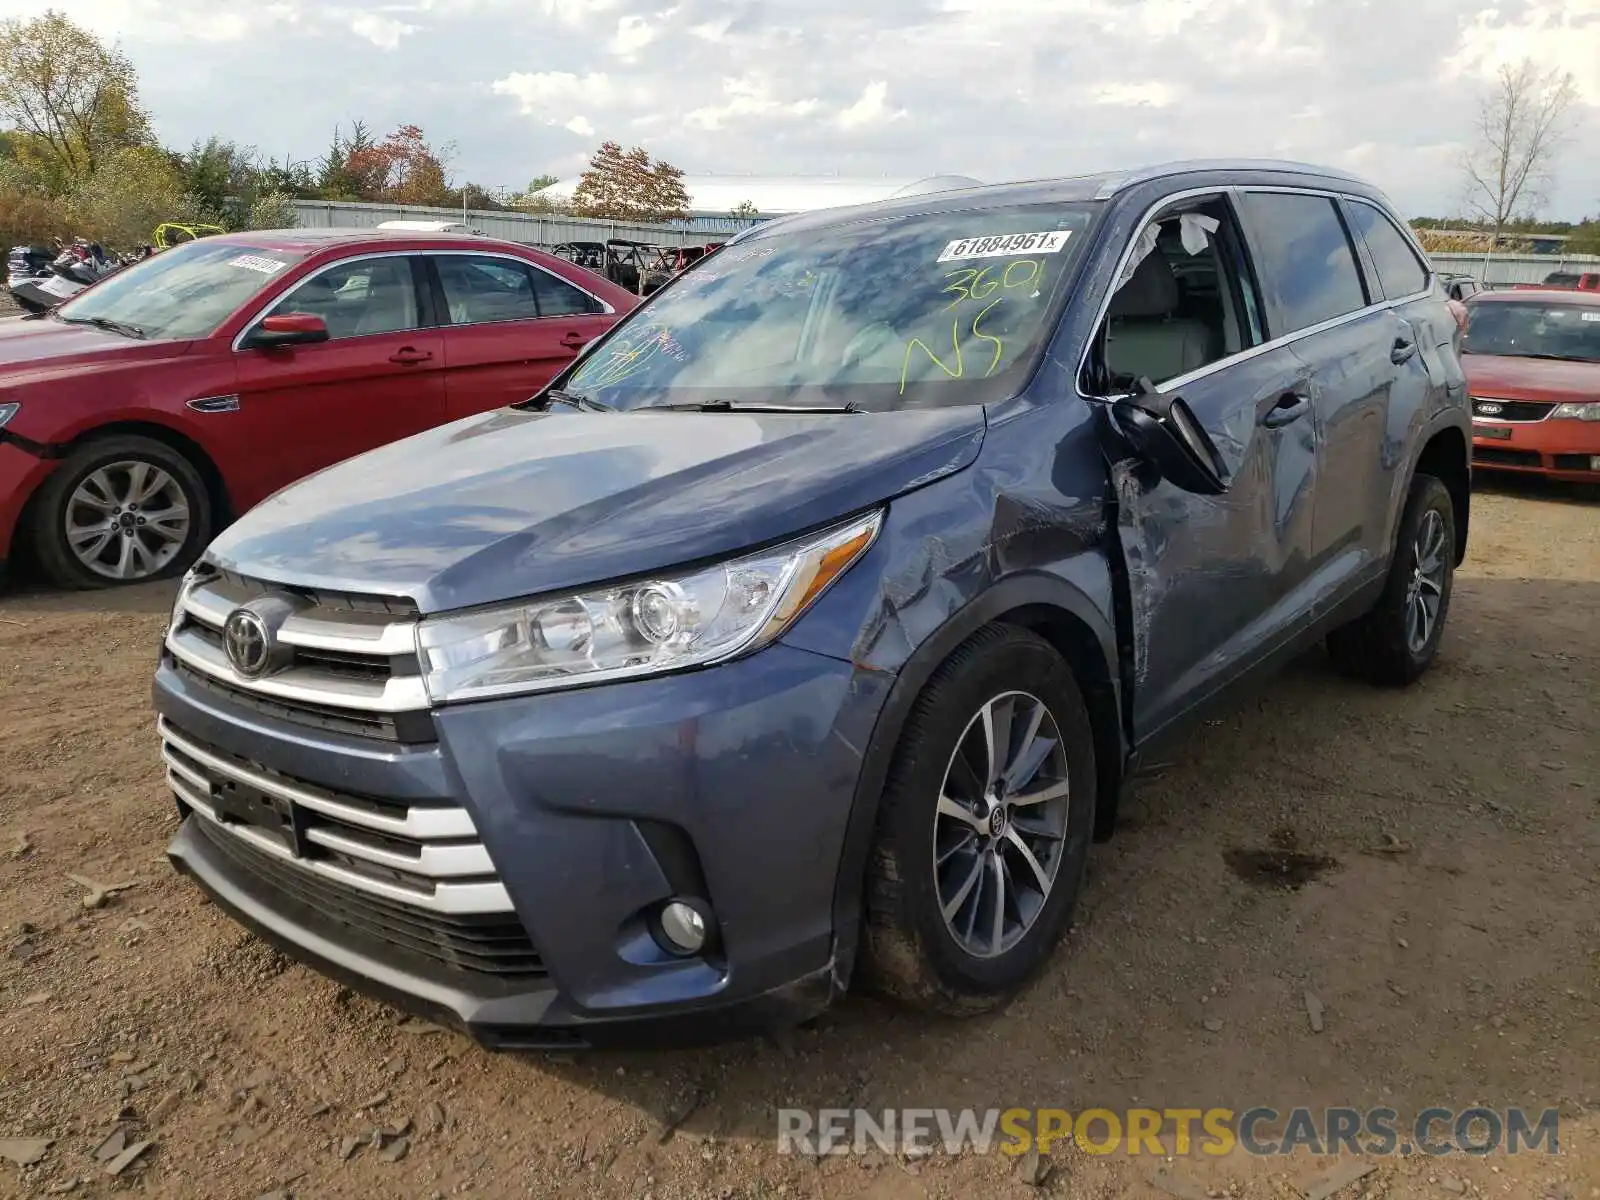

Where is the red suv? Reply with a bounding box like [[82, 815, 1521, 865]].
[[0, 230, 637, 588]]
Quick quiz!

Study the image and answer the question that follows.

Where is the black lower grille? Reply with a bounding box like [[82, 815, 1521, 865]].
[[1552, 453, 1599, 472], [1473, 399, 1554, 422], [191, 818, 546, 987], [171, 660, 436, 744], [1473, 447, 1542, 468]]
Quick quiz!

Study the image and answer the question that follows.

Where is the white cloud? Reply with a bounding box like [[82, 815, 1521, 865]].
[[491, 70, 618, 115], [1448, 1, 1600, 104], [1094, 82, 1177, 108], [837, 81, 906, 130], [564, 114, 596, 137], [349, 13, 418, 48], [609, 13, 656, 57], [688, 18, 730, 41], [684, 75, 822, 131], [540, 0, 620, 27]]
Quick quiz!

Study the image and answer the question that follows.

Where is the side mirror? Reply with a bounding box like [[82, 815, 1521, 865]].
[[1110, 380, 1228, 496], [244, 313, 329, 350]]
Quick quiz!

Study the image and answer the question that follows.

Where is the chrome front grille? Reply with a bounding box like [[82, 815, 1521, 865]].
[[159, 717, 512, 916], [164, 568, 433, 742]]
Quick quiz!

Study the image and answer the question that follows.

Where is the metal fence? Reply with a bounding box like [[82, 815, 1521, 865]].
[[1430, 251, 1600, 286], [289, 200, 756, 248], [288, 203, 1598, 285]]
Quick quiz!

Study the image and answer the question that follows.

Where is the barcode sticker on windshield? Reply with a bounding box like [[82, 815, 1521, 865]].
[[937, 230, 1071, 263], [1582, 311, 1600, 322], [229, 254, 287, 275]]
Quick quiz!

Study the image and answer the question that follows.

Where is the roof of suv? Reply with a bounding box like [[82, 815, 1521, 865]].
[[731, 159, 1383, 242]]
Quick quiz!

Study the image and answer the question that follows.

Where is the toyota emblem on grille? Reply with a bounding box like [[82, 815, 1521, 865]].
[[1477, 402, 1503, 416], [222, 596, 299, 679]]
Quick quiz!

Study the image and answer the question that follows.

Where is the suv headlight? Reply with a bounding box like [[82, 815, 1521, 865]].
[[0, 402, 19, 429], [1551, 402, 1600, 421], [417, 510, 882, 703]]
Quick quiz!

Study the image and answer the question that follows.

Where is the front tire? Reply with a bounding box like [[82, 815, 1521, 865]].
[[1326, 473, 1456, 686], [31, 435, 213, 590], [860, 625, 1098, 1015]]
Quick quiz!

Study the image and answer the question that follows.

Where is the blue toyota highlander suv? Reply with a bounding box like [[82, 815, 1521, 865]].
[[155, 161, 1471, 1048]]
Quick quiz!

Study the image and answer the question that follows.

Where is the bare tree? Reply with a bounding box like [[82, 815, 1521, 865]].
[[1461, 59, 1577, 247]]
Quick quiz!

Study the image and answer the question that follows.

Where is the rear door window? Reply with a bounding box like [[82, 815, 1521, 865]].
[[530, 267, 606, 316], [1344, 201, 1429, 300], [1239, 192, 1369, 335], [434, 256, 541, 325]]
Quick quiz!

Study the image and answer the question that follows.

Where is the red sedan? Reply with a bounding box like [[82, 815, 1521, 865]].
[[1463, 289, 1600, 483], [0, 229, 637, 588]]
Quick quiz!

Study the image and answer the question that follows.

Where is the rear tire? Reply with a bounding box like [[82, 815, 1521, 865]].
[[31, 435, 212, 590], [860, 625, 1097, 1015], [1326, 473, 1455, 686]]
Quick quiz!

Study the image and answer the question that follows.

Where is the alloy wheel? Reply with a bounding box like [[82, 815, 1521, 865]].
[[64, 460, 192, 581], [1404, 508, 1447, 655], [932, 690, 1072, 959]]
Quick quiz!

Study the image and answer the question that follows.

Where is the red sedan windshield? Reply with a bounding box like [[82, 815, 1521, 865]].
[[1464, 301, 1600, 363], [55, 241, 309, 341]]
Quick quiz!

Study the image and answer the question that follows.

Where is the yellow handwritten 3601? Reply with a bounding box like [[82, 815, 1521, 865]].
[[901, 258, 1045, 394]]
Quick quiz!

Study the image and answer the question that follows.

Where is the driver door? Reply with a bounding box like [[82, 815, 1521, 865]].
[[227, 254, 446, 509], [1089, 192, 1322, 744]]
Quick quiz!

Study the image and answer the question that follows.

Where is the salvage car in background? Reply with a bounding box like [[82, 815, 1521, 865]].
[[1463, 288, 1600, 482], [153, 160, 1471, 1048], [0, 229, 637, 589]]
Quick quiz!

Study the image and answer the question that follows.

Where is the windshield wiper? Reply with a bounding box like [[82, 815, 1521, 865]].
[[57, 314, 146, 340], [648, 399, 865, 414], [538, 388, 613, 412]]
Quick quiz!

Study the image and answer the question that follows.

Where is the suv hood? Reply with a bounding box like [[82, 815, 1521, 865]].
[[1463, 353, 1600, 403], [207, 405, 986, 612]]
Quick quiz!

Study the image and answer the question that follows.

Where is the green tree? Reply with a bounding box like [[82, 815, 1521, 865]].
[[0, 9, 150, 190], [179, 137, 260, 220], [69, 144, 207, 247], [571, 140, 690, 223], [731, 199, 759, 219], [447, 182, 507, 211], [247, 190, 298, 231], [315, 121, 376, 200]]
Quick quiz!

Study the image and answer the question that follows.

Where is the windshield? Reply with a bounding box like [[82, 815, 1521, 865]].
[[563, 202, 1102, 411], [1463, 301, 1600, 362], [55, 241, 309, 341]]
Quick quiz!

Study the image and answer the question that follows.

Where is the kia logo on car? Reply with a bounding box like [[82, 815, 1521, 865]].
[[1476, 401, 1503, 416], [221, 596, 299, 679]]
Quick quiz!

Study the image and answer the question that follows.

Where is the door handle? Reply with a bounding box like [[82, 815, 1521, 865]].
[[1261, 392, 1310, 428], [389, 347, 433, 365], [559, 332, 588, 350], [1390, 337, 1416, 364]]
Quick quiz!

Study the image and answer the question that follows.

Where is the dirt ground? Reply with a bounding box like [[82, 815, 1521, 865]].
[[0, 476, 1596, 1200]]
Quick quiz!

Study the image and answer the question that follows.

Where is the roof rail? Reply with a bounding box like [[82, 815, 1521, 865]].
[[1094, 158, 1370, 199]]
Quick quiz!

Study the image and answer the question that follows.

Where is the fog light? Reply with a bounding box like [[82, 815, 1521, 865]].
[[658, 900, 708, 954]]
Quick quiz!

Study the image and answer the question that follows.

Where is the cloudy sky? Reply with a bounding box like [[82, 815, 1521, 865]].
[[3, 0, 1597, 219]]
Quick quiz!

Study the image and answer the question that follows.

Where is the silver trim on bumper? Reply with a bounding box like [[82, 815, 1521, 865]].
[[158, 718, 512, 915]]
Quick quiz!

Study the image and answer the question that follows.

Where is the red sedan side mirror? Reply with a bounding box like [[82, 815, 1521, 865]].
[[245, 313, 330, 350]]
